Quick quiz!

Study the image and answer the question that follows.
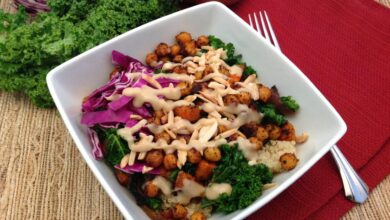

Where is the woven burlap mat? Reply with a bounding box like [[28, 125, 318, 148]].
[[0, 1, 389, 219]]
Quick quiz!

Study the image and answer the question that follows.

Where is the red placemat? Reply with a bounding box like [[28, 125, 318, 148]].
[[228, 0, 390, 219]]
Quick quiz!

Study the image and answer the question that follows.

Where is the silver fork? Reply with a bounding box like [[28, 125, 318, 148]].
[[248, 11, 369, 204]]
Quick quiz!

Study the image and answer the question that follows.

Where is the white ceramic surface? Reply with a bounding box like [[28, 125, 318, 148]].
[[47, 2, 347, 220]]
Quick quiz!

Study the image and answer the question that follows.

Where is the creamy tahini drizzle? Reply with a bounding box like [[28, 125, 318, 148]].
[[118, 47, 263, 161]]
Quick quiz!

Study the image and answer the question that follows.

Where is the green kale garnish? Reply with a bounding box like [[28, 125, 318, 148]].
[[208, 35, 242, 65], [169, 169, 180, 182], [0, 0, 178, 108], [201, 144, 273, 213], [181, 162, 197, 176], [93, 126, 129, 167], [242, 65, 257, 80], [255, 103, 286, 126], [281, 96, 300, 112]]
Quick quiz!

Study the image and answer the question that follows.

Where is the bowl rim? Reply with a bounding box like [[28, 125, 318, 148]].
[[47, 2, 347, 220]]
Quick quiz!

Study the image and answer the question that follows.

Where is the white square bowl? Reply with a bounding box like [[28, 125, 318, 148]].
[[47, 2, 347, 220]]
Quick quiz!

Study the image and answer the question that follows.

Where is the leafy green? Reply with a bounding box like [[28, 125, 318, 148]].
[[255, 103, 286, 126], [93, 126, 129, 167], [201, 144, 273, 213], [242, 65, 256, 80], [208, 35, 242, 65], [181, 162, 197, 176], [208, 35, 257, 80], [169, 169, 180, 182], [130, 173, 163, 210], [0, 0, 178, 108], [281, 96, 300, 112]]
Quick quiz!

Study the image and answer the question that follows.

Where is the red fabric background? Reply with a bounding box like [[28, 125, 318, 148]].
[[226, 0, 390, 219]]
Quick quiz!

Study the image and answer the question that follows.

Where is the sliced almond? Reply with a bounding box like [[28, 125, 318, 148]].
[[130, 114, 142, 120], [177, 149, 188, 168], [142, 74, 162, 89], [138, 152, 146, 160], [263, 183, 277, 190], [215, 128, 238, 139], [198, 122, 218, 143], [120, 154, 130, 168], [128, 151, 137, 166], [142, 165, 154, 174]]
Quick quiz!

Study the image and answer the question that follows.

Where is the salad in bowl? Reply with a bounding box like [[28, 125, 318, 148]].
[[81, 32, 308, 219]]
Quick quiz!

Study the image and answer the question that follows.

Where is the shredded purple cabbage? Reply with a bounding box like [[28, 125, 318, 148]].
[[13, 0, 50, 14], [87, 128, 104, 160]]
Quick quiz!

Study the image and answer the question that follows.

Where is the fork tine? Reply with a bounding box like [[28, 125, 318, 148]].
[[248, 14, 254, 29], [252, 12, 262, 36], [259, 11, 272, 45], [264, 11, 281, 51]]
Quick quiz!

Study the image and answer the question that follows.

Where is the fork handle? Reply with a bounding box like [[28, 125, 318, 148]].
[[330, 145, 369, 203]]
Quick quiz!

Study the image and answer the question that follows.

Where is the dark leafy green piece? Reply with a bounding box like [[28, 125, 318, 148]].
[[201, 144, 273, 213], [281, 96, 300, 112], [93, 126, 129, 167], [208, 35, 242, 65], [0, 0, 178, 108], [255, 102, 286, 126]]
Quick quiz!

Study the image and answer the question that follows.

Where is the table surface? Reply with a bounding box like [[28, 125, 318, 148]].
[[0, 0, 389, 219]]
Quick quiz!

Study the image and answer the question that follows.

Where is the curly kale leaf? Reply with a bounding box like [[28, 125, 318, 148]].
[[281, 96, 300, 112], [208, 35, 242, 65], [255, 102, 286, 126], [201, 144, 273, 213], [93, 126, 129, 167], [0, 0, 178, 108]]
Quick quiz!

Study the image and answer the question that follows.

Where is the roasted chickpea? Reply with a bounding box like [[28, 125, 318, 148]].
[[279, 122, 296, 141], [218, 125, 228, 133], [280, 153, 299, 171], [183, 40, 197, 56], [223, 94, 239, 105], [144, 181, 159, 198], [194, 71, 203, 80], [228, 74, 241, 85], [249, 137, 263, 150], [196, 35, 209, 47], [258, 84, 272, 102], [195, 160, 216, 181], [172, 66, 188, 74], [155, 131, 171, 143], [145, 52, 158, 67], [159, 56, 170, 63], [239, 122, 259, 138], [191, 211, 206, 220], [155, 43, 170, 57], [175, 171, 195, 188], [172, 55, 183, 63], [187, 148, 202, 164], [219, 66, 230, 75], [145, 150, 164, 168], [265, 124, 281, 140], [114, 169, 131, 186], [172, 204, 188, 219], [204, 147, 221, 162], [236, 92, 252, 105], [176, 32, 192, 45], [203, 65, 213, 75], [163, 154, 178, 170], [153, 110, 164, 125], [173, 105, 201, 122], [256, 126, 269, 141], [177, 81, 192, 97], [170, 44, 181, 56]]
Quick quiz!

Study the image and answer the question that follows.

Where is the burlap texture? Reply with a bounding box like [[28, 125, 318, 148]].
[[0, 0, 389, 219]]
